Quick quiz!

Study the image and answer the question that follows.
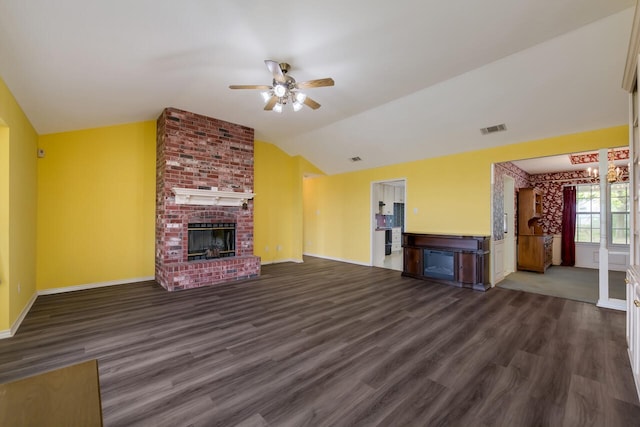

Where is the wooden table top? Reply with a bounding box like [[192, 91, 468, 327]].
[[0, 359, 103, 426]]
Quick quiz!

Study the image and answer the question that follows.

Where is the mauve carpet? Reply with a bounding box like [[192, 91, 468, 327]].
[[497, 266, 626, 304]]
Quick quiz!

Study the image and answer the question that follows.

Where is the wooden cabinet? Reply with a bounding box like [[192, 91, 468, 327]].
[[391, 227, 402, 252], [403, 247, 422, 276], [518, 188, 543, 235], [381, 184, 394, 214], [457, 252, 477, 284], [517, 187, 550, 273], [394, 186, 404, 203], [401, 233, 490, 291], [517, 235, 552, 273]]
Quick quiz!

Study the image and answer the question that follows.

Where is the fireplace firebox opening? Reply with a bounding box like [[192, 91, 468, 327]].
[[423, 249, 454, 280], [188, 222, 236, 261]]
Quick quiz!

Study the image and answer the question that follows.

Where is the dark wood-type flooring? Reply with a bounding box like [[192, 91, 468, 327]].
[[1, 256, 639, 426]]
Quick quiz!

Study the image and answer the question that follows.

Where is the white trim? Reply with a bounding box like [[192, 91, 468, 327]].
[[597, 298, 627, 311], [261, 258, 304, 265], [37, 276, 155, 296], [492, 239, 505, 286], [622, 2, 640, 91], [630, 348, 640, 402], [303, 252, 371, 267], [0, 291, 38, 339], [173, 187, 255, 207]]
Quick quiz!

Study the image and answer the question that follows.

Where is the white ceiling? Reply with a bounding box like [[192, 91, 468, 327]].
[[0, 1, 635, 175], [511, 151, 629, 175]]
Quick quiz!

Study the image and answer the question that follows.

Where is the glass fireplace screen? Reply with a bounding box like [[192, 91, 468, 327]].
[[423, 249, 454, 280], [188, 222, 236, 261]]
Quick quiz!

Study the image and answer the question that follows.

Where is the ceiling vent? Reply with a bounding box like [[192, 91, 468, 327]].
[[349, 156, 362, 162], [480, 123, 507, 135]]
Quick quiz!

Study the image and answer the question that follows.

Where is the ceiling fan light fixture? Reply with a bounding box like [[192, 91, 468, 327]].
[[229, 60, 333, 112], [273, 84, 287, 97]]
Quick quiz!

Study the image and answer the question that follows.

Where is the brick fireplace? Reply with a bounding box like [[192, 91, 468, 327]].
[[155, 107, 260, 291]]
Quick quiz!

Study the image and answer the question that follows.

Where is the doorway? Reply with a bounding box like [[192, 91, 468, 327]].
[[371, 179, 406, 271], [503, 176, 516, 276], [492, 149, 628, 308]]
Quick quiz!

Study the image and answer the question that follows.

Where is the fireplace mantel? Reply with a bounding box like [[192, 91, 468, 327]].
[[172, 187, 256, 207]]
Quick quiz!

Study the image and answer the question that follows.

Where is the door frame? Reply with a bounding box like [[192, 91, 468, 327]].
[[370, 178, 407, 268]]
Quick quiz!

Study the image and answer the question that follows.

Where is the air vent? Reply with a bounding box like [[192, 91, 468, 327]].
[[480, 123, 507, 135], [349, 156, 362, 162]]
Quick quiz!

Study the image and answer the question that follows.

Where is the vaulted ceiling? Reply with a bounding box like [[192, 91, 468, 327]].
[[0, 1, 635, 174]]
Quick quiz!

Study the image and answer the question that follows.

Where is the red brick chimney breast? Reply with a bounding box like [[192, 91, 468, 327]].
[[155, 107, 260, 291]]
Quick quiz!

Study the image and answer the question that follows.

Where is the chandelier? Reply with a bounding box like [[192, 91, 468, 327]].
[[585, 151, 623, 183], [606, 161, 623, 183]]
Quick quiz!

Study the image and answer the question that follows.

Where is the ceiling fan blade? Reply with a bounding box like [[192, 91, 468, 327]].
[[296, 78, 335, 89], [303, 96, 321, 110], [265, 60, 286, 83], [264, 96, 278, 111], [229, 84, 272, 90]]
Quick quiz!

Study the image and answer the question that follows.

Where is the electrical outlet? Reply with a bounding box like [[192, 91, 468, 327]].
[[17, 283, 21, 294], [265, 246, 269, 252], [276, 245, 282, 251]]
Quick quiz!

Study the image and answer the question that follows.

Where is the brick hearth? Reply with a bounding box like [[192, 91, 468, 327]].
[[155, 107, 260, 291]]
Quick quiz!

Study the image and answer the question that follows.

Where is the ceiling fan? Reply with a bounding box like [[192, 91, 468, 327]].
[[229, 60, 334, 113]]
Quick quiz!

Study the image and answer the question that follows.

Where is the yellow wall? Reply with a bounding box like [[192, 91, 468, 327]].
[[0, 90, 627, 331], [0, 125, 9, 331], [0, 78, 38, 332], [303, 125, 629, 265], [254, 140, 323, 263], [37, 122, 156, 290]]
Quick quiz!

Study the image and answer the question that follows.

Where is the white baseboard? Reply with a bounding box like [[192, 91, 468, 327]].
[[37, 276, 155, 296], [261, 258, 304, 265], [0, 291, 38, 339], [596, 298, 626, 311], [303, 252, 370, 267]]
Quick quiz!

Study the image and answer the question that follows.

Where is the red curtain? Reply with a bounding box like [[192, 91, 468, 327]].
[[561, 186, 576, 266]]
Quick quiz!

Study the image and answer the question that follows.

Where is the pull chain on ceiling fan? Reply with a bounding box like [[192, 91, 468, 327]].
[[229, 60, 334, 112]]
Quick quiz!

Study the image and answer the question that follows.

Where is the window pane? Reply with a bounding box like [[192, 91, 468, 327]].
[[577, 214, 592, 227], [577, 199, 592, 212], [573, 182, 630, 246], [576, 228, 591, 242], [611, 196, 627, 212], [612, 213, 627, 228], [612, 229, 627, 245]]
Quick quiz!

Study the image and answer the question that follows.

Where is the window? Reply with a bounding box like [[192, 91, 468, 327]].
[[575, 183, 629, 245], [610, 183, 630, 245], [576, 184, 600, 243]]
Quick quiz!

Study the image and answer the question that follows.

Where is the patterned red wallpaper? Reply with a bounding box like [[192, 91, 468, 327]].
[[569, 148, 629, 165], [530, 167, 629, 235], [493, 162, 629, 239]]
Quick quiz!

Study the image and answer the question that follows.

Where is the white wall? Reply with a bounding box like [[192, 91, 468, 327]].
[[575, 243, 629, 271]]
